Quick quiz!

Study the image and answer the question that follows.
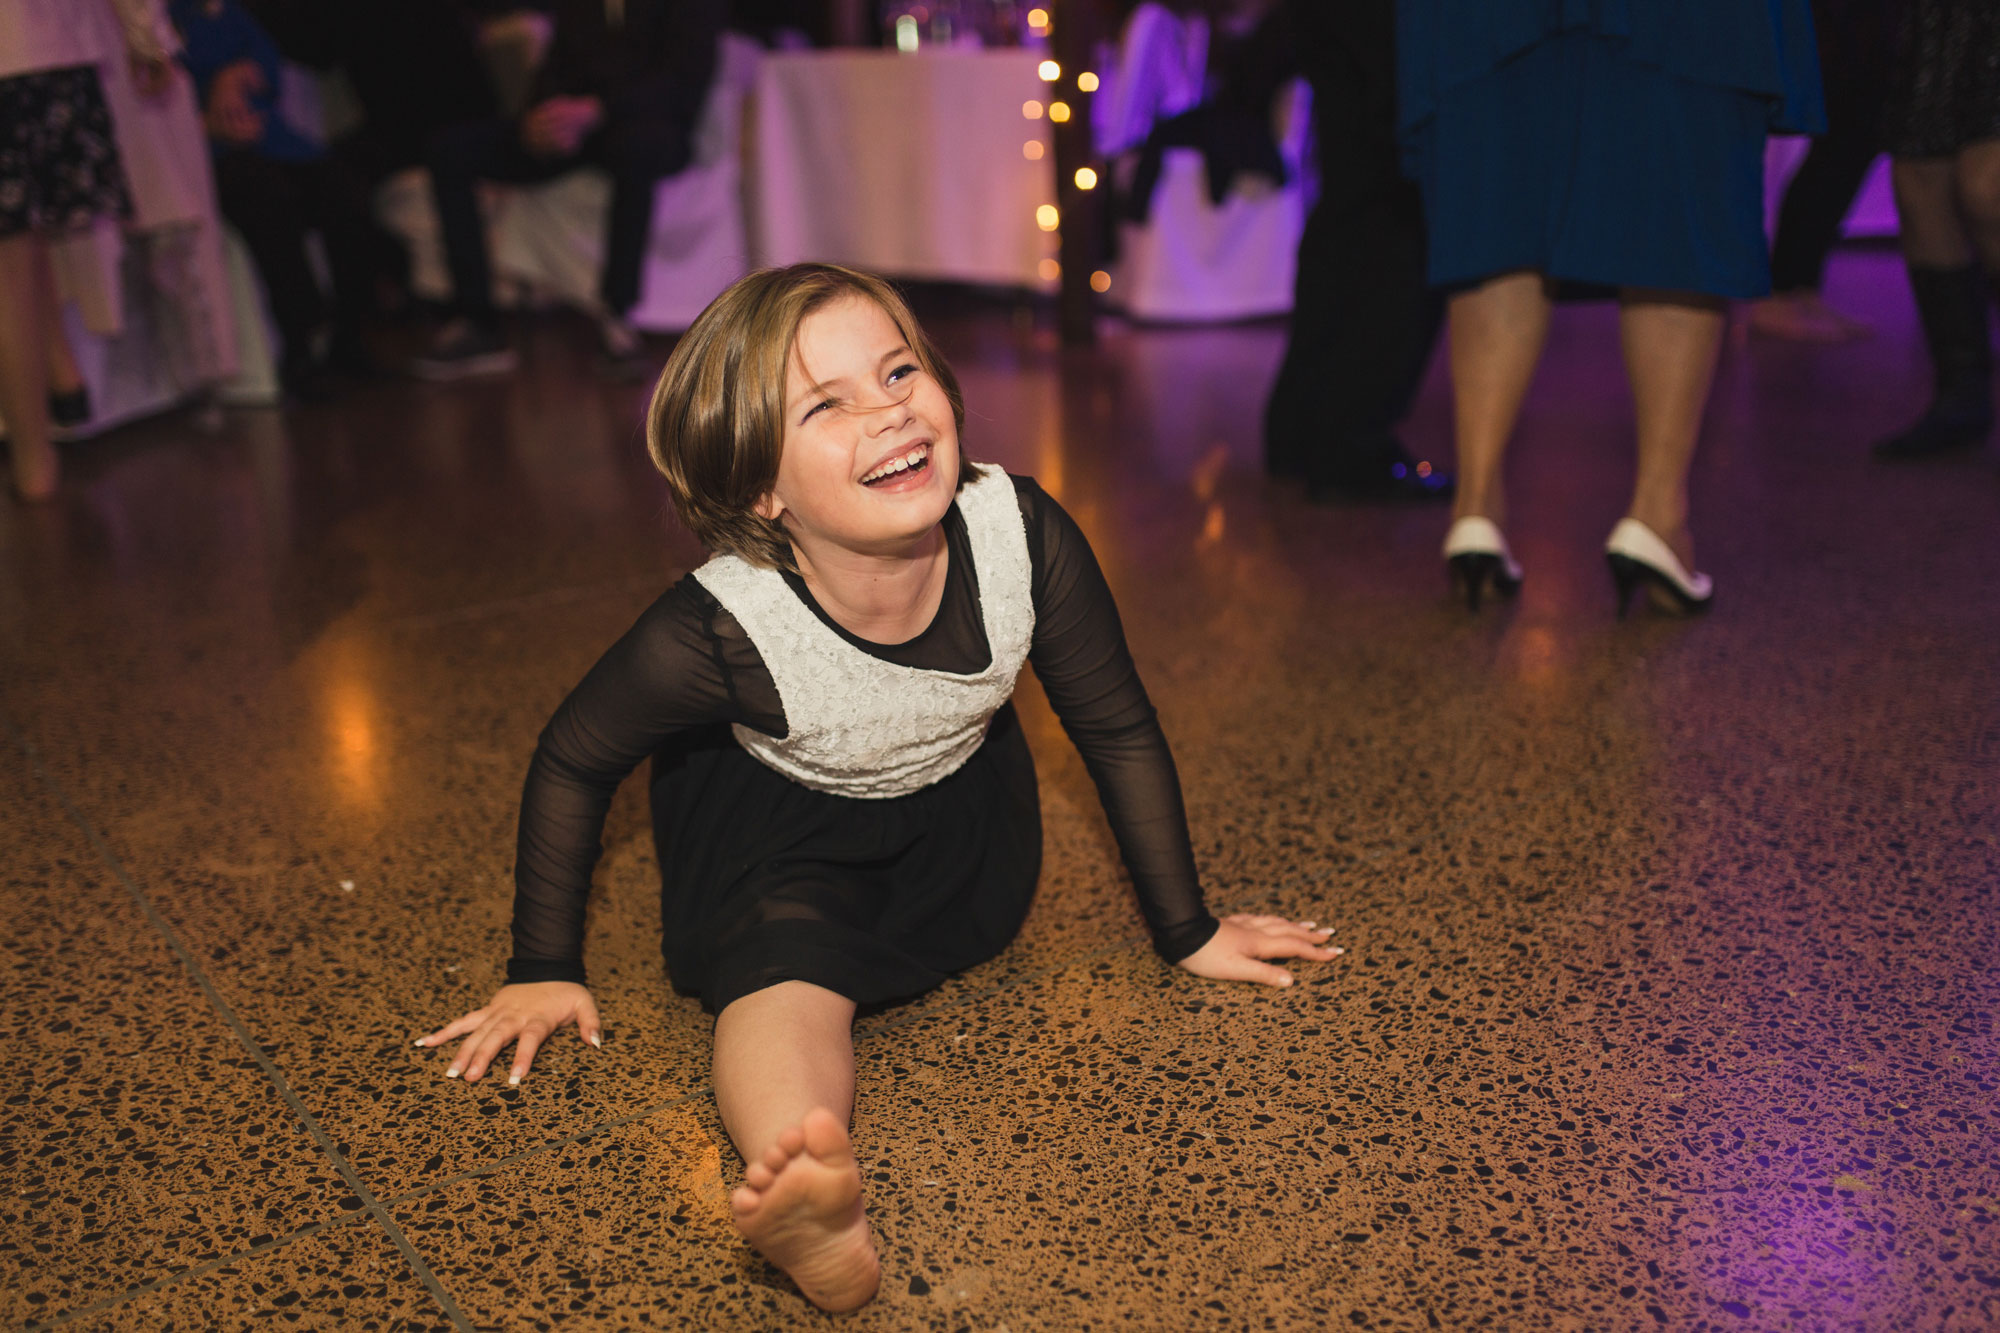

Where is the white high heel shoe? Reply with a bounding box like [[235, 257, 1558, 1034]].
[[1442, 516, 1523, 613], [1604, 518, 1713, 618]]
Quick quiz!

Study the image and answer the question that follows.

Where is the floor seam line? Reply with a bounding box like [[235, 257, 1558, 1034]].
[[5, 716, 476, 1333]]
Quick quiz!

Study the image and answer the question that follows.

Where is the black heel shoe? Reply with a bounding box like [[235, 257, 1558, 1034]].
[[1604, 519, 1712, 619], [1442, 517, 1523, 613]]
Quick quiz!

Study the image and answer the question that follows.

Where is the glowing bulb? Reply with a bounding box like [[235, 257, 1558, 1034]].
[[1090, 270, 1112, 293], [1039, 60, 1061, 81], [1074, 166, 1098, 190], [1039, 258, 1061, 282], [1027, 7, 1049, 30], [1023, 100, 1044, 120], [1023, 140, 1045, 160], [895, 14, 919, 51], [1036, 204, 1060, 232], [1048, 100, 1072, 123], [1077, 72, 1099, 93]]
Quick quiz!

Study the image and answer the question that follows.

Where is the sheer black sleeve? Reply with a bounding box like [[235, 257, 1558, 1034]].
[[506, 577, 778, 986], [1014, 477, 1220, 962]]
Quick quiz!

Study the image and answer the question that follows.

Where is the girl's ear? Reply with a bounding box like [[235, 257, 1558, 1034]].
[[753, 491, 786, 523]]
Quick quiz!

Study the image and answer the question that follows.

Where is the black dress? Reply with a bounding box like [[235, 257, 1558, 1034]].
[[1884, 0, 2000, 158], [506, 474, 1220, 1013]]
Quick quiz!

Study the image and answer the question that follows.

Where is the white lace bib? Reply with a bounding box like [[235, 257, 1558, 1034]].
[[691, 466, 1035, 799]]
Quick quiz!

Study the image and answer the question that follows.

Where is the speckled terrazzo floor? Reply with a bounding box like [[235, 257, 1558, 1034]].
[[4, 249, 1997, 1332]]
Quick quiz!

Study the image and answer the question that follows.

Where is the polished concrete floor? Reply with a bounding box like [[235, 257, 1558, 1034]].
[[4, 250, 1998, 1332]]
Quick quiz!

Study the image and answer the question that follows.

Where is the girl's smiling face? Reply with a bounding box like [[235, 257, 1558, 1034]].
[[758, 295, 961, 558]]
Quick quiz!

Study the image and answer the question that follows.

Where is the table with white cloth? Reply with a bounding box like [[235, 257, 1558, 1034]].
[[748, 49, 1059, 288]]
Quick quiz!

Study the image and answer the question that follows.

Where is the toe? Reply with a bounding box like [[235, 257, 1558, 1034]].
[[730, 1184, 760, 1216], [744, 1161, 777, 1192], [801, 1108, 852, 1162]]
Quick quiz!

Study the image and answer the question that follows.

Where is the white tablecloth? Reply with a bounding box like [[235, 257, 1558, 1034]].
[[749, 50, 1058, 288]]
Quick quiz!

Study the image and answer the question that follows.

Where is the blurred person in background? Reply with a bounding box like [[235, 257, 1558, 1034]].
[[243, 0, 498, 315], [0, 0, 174, 500], [1871, 0, 2000, 459], [411, 0, 727, 380], [169, 0, 381, 397], [1749, 0, 1898, 342], [1401, 1, 1824, 617], [1261, 0, 1451, 502]]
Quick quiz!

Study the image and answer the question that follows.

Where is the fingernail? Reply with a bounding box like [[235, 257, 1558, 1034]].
[[589, 1034, 601, 1049], [1333, 947, 1346, 955], [445, 1067, 460, 1079], [413, 1037, 428, 1047], [1279, 975, 1294, 986], [1300, 921, 1317, 930], [509, 1073, 521, 1086], [1317, 927, 1334, 935]]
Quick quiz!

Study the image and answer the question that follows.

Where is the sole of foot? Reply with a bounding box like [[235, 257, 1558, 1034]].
[[730, 1108, 881, 1313]]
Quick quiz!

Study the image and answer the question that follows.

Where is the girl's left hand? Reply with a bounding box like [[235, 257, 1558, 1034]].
[[1175, 913, 1342, 988]]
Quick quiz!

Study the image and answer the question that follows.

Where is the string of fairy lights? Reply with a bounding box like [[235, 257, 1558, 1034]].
[[1020, 6, 1112, 295]]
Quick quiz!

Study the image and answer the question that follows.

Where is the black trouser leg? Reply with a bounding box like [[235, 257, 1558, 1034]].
[[1263, 180, 1443, 487], [212, 152, 325, 370], [425, 119, 570, 322], [592, 125, 689, 317], [294, 157, 379, 336], [1769, 135, 1882, 293]]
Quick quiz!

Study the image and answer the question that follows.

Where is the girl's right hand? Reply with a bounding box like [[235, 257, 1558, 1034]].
[[415, 981, 602, 1085]]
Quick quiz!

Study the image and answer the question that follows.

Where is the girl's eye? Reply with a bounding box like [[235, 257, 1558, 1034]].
[[803, 398, 836, 422], [886, 363, 919, 385]]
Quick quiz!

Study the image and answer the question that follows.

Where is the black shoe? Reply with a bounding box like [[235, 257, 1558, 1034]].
[[1872, 264, 1993, 460], [411, 319, 518, 381], [1604, 519, 1713, 619], [49, 386, 91, 427]]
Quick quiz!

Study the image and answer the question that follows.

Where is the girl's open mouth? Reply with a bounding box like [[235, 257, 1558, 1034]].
[[860, 442, 931, 486]]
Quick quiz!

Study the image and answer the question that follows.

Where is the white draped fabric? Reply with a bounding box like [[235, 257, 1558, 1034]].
[[748, 50, 1057, 289]]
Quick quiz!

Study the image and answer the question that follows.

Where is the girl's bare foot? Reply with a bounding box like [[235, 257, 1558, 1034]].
[[730, 1108, 880, 1312]]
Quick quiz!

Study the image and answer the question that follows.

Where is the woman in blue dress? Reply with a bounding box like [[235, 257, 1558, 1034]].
[[1398, 1, 1825, 616]]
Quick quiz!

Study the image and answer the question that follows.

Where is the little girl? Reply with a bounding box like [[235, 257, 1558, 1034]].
[[418, 263, 1340, 1311]]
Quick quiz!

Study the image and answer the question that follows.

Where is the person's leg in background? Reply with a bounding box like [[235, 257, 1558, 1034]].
[[413, 118, 567, 378], [1750, 0, 1891, 341], [1874, 151, 1993, 456], [0, 230, 60, 500], [587, 117, 691, 372], [296, 154, 389, 375], [1445, 271, 1552, 533], [1618, 292, 1728, 571], [1264, 0, 1450, 501], [212, 150, 333, 396]]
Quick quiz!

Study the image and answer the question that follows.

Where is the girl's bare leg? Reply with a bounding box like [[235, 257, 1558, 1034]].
[[1618, 291, 1727, 570], [712, 980, 880, 1312], [1447, 270, 1553, 527], [0, 232, 59, 500]]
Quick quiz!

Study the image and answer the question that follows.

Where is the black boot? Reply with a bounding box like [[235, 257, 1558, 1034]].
[[1873, 264, 1994, 459]]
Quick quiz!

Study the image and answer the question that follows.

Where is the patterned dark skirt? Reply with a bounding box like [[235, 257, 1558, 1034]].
[[1885, 0, 2000, 158], [0, 65, 133, 239]]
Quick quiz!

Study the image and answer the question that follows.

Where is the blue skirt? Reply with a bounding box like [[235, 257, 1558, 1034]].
[[1406, 30, 1778, 298]]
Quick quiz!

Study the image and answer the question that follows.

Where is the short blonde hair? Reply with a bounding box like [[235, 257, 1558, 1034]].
[[646, 264, 971, 571]]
